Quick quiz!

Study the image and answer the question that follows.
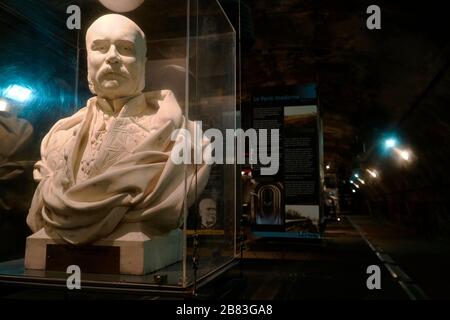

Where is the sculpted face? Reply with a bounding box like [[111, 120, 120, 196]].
[[86, 14, 147, 100], [199, 198, 217, 228]]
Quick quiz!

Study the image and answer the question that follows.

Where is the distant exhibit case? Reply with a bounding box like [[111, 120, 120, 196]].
[[0, 0, 237, 295]]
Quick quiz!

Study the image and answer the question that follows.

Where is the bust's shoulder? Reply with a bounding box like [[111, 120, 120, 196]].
[[42, 104, 89, 151]]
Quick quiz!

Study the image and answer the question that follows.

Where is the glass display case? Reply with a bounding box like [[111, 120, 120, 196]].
[[0, 0, 237, 295]]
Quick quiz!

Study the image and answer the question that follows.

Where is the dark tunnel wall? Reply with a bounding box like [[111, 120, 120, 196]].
[[240, 0, 449, 238], [364, 66, 450, 239]]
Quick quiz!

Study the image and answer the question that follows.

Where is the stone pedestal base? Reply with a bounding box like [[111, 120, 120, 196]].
[[24, 223, 182, 275]]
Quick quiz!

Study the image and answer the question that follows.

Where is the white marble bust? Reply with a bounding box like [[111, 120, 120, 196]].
[[26, 14, 210, 245]]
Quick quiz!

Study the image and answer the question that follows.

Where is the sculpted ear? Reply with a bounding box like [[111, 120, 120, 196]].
[[138, 57, 147, 93], [87, 71, 97, 95]]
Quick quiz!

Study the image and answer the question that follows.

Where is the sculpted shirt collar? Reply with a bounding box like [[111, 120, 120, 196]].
[[95, 93, 148, 117]]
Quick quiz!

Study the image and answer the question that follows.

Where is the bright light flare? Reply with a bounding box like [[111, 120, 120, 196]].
[[394, 148, 412, 162], [4, 85, 33, 103], [400, 150, 410, 161], [350, 180, 361, 188], [384, 138, 397, 149], [366, 169, 378, 178], [0, 99, 8, 112]]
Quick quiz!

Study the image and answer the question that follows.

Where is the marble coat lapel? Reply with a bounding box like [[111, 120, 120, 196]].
[[67, 98, 95, 186]]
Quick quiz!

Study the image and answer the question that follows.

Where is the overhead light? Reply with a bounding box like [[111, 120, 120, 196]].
[[384, 138, 397, 149], [98, 0, 145, 12], [326, 164, 330, 170], [357, 178, 365, 184], [354, 173, 359, 178], [3, 85, 33, 103], [393, 148, 412, 162], [0, 99, 8, 112], [366, 169, 378, 178], [399, 150, 410, 161], [351, 180, 360, 188], [352, 189, 356, 193]]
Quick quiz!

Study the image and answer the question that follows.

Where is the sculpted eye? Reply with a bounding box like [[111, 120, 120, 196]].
[[92, 41, 109, 52], [117, 41, 135, 55]]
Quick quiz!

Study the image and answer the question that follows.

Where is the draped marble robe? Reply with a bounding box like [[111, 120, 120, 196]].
[[27, 90, 210, 245]]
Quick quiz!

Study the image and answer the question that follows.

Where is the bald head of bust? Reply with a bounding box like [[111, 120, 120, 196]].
[[86, 14, 147, 100]]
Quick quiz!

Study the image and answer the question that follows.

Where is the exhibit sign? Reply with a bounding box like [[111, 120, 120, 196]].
[[248, 85, 323, 236], [284, 105, 321, 231]]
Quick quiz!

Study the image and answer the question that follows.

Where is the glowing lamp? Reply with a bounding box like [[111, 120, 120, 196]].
[[4, 85, 33, 103]]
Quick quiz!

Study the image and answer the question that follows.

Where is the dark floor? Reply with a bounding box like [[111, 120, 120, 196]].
[[1, 214, 449, 300], [220, 217, 407, 300], [347, 215, 450, 300]]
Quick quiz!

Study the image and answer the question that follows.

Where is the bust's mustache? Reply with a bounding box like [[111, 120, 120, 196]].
[[98, 67, 130, 80]]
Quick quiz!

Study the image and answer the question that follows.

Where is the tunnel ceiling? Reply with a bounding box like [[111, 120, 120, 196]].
[[241, 0, 449, 176]]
